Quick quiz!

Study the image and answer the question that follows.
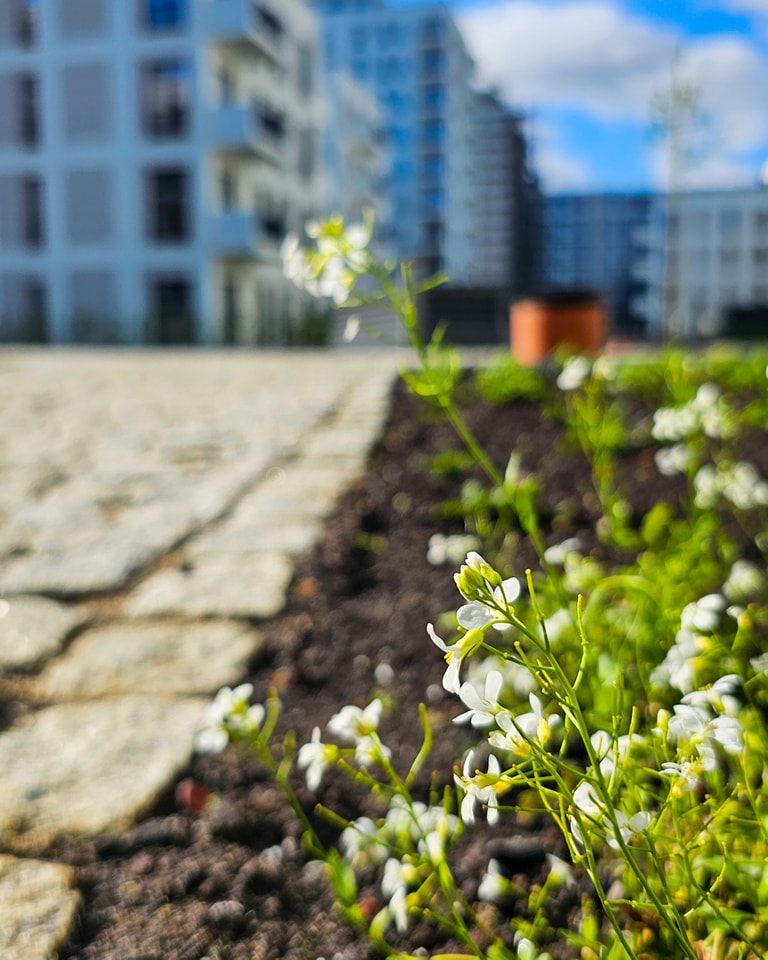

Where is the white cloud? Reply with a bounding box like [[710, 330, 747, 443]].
[[527, 119, 594, 191], [719, 1, 768, 12], [458, 0, 768, 189], [458, 1, 679, 120]]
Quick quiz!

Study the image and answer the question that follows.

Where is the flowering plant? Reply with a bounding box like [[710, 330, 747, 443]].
[[194, 217, 768, 960]]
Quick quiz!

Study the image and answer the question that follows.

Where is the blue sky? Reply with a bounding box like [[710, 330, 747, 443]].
[[388, 0, 768, 194]]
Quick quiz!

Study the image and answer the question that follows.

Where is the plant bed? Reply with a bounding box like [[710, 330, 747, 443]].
[[53, 350, 768, 960]]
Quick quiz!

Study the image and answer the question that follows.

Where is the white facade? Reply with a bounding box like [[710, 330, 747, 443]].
[[0, 0, 326, 344], [321, 68, 388, 240], [632, 188, 768, 340]]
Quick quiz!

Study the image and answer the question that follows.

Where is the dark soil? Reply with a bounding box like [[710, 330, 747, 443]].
[[50, 377, 686, 960]]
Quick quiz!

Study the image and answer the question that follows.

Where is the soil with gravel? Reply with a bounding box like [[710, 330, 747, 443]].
[[48, 374, 750, 960]]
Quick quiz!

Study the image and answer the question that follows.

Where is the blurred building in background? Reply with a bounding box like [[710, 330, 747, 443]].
[[311, 0, 539, 297], [321, 68, 389, 245], [0, 0, 327, 345], [311, 0, 477, 282], [470, 89, 541, 292], [543, 193, 651, 338], [631, 187, 768, 341]]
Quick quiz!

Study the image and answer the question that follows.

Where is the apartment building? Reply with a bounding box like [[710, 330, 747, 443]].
[[544, 193, 651, 336], [632, 188, 768, 340], [0, 0, 326, 345], [310, 0, 481, 283], [470, 90, 540, 291]]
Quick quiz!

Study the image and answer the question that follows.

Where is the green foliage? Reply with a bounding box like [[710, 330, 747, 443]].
[[475, 358, 548, 405], [220, 215, 768, 960]]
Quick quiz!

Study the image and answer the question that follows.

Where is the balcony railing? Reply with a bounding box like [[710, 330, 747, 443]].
[[204, 102, 282, 163], [202, 0, 282, 63], [207, 212, 282, 261]]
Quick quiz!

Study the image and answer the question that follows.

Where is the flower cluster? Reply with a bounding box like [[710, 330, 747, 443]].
[[280, 213, 373, 306], [298, 699, 389, 791], [194, 683, 265, 755], [694, 459, 768, 510]]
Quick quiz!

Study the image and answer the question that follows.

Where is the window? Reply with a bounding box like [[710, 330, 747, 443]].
[[298, 128, 315, 181], [421, 50, 444, 79], [259, 106, 285, 142], [220, 171, 235, 211], [22, 175, 42, 245], [423, 84, 444, 112], [18, 73, 38, 146], [59, 0, 108, 38], [719, 208, 741, 241], [147, 275, 194, 343], [140, 59, 189, 138], [421, 17, 443, 45], [13, 0, 37, 46], [257, 6, 283, 44], [297, 44, 313, 98], [222, 277, 237, 345], [0, 274, 47, 342], [146, 167, 189, 242], [755, 210, 768, 244], [143, 0, 186, 30], [62, 64, 111, 141]]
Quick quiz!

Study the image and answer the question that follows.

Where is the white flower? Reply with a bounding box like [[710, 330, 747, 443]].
[[543, 537, 582, 566], [381, 857, 417, 932], [427, 532, 481, 567], [651, 404, 698, 442], [353, 734, 391, 767], [455, 751, 501, 825], [681, 673, 741, 717], [545, 853, 577, 889], [607, 810, 651, 850], [488, 694, 560, 757], [478, 858, 507, 903], [453, 669, 503, 727], [342, 314, 360, 343], [556, 356, 591, 391], [723, 560, 762, 601], [681, 594, 726, 634], [655, 443, 694, 477], [457, 576, 520, 632], [194, 683, 262, 755], [297, 726, 337, 791], [327, 699, 383, 744], [543, 608, 572, 643], [428, 622, 484, 693], [340, 817, 387, 867], [659, 759, 701, 797], [666, 703, 711, 743]]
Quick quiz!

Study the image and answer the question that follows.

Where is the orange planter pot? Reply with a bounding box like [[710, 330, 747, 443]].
[[510, 291, 606, 366]]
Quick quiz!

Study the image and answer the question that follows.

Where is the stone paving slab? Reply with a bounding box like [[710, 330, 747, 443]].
[[0, 695, 208, 853], [0, 855, 80, 960], [124, 552, 295, 619], [0, 596, 88, 672], [36, 620, 264, 701], [0, 348, 403, 954]]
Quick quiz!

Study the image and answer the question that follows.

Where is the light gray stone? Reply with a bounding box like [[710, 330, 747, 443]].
[[0, 855, 80, 960], [125, 552, 294, 619], [0, 596, 87, 672], [38, 620, 263, 701], [0, 695, 206, 852], [186, 519, 321, 561]]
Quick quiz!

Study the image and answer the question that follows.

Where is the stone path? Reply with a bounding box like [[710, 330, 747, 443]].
[[0, 347, 402, 960]]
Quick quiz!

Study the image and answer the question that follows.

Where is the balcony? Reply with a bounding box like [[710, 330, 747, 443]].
[[202, 0, 282, 63], [207, 212, 280, 261], [204, 103, 282, 163]]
